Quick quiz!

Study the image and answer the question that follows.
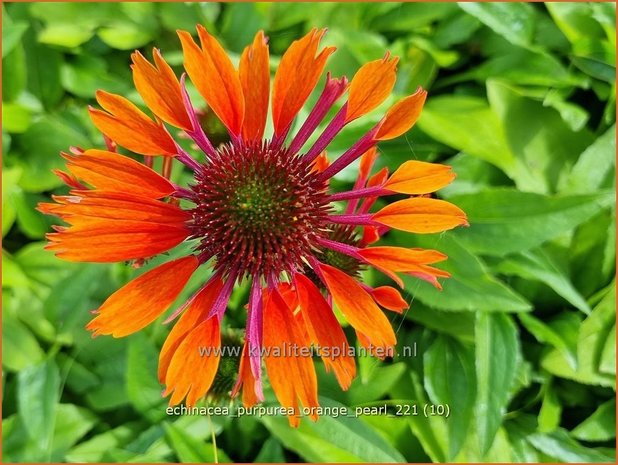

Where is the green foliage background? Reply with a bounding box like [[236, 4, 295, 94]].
[[2, 2, 616, 463]]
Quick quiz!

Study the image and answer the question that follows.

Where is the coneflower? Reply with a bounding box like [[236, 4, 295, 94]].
[[39, 26, 467, 427]]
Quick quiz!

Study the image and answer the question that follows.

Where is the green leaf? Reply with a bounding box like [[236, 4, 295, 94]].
[[164, 422, 223, 463], [14, 192, 54, 239], [219, 3, 269, 53], [126, 333, 166, 420], [254, 437, 286, 463], [572, 399, 616, 442], [2, 314, 44, 372], [390, 371, 448, 462], [475, 312, 520, 455], [48, 404, 97, 461], [2, 16, 28, 57], [2, 166, 21, 236], [546, 3, 607, 44], [347, 363, 406, 405], [559, 124, 616, 194], [424, 335, 476, 459], [23, 36, 63, 109], [577, 282, 616, 379], [487, 80, 594, 193], [65, 424, 137, 462], [17, 360, 61, 455], [98, 23, 154, 50], [396, 233, 531, 313], [495, 248, 591, 314], [458, 2, 536, 47], [449, 188, 613, 256], [261, 396, 406, 463], [404, 302, 475, 343], [518, 313, 578, 369], [418, 96, 515, 175], [38, 23, 94, 48], [369, 3, 457, 32], [2, 102, 31, 133], [15, 114, 92, 192], [528, 429, 614, 462], [43, 264, 107, 335], [538, 383, 562, 433], [61, 55, 129, 98], [599, 324, 616, 375], [2, 41, 27, 102]]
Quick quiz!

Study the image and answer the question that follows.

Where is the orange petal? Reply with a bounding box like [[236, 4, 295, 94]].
[[90, 91, 177, 156], [231, 342, 259, 408], [360, 227, 380, 247], [272, 28, 335, 136], [295, 274, 356, 390], [131, 49, 192, 131], [373, 197, 468, 234], [263, 288, 319, 427], [239, 31, 270, 141], [164, 315, 221, 406], [356, 330, 393, 360], [43, 190, 190, 226], [158, 277, 224, 383], [359, 147, 379, 181], [367, 167, 389, 188], [64, 150, 175, 199], [359, 246, 447, 270], [86, 256, 198, 337], [345, 53, 398, 123], [310, 151, 330, 174], [178, 26, 244, 136], [41, 191, 190, 262], [320, 264, 396, 350], [44, 225, 189, 263], [385, 160, 455, 195], [371, 286, 409, 313], [375, 87, 427, 141]]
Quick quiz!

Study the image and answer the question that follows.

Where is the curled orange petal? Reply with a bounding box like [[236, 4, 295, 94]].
[[272, 28, 335, 136], [158, 277, 224, 383], [89, 91, 177, 156], [178, 26, 244, 136], [263, 288, 319, 427], [295, 274, 356, 390], [320, 264, 396, 350], [375, 87, 427, 141], [164, 315, 221, 406], [385, 160, 455, 195], [86, 256, 198, 337], [373, 197, 468, 234], [371, 286, 409, 313], [239, 31, 270, 141], [131, 49, 192, 131], [64, 149, 175, 199], [345, 53, 398, 123]]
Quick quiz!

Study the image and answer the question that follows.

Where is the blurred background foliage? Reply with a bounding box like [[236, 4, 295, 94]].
[[2, 1, 616, 463]]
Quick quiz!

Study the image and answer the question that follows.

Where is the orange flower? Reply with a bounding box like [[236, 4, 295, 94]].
[[41, 27, 467, 427]]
